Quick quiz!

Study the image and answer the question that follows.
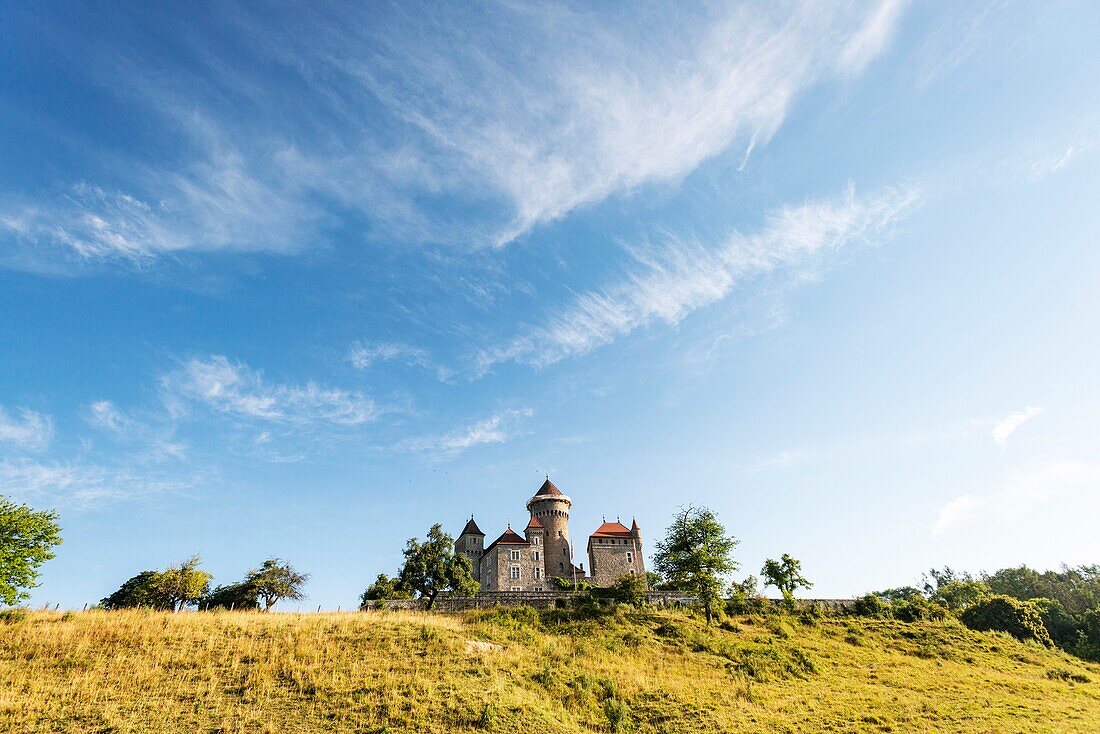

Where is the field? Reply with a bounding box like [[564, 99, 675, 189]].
[[1, 606, 1098, 733]]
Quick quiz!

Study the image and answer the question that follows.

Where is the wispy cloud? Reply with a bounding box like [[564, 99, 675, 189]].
[[163, 355, 380, 426], [1, 2, 907, 263], [479, 184, 921, 370], [933, 459, 1100, 535], [836, 0, 907, 76], [399, 408, 532, 458], [992, 406, 1042, 446], [0, 458, 202, 507], [0, 405, 54, 451], [348, 341, 451, 380], [85, 400, 188, 462]]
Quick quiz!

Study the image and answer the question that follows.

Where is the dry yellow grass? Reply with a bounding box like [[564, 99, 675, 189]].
[[1, 606, 1098, 732]]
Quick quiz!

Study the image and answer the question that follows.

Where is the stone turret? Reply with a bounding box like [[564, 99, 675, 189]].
[[526, 478, 574, 579], [587, 517, 646, 587], [455, 516, 485, 583]]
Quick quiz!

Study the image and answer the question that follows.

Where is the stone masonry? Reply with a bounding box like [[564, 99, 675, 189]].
[[456, 478, 646, 592]]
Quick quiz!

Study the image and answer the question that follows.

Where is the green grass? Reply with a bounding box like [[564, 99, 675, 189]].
[[0, 606, 1097, 732]]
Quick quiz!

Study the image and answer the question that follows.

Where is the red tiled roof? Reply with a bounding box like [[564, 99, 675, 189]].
[[526, 516, 543, 528], [590, 521, 634, 538], [483, 528, 528, 555], [533, 478, 563, 497]]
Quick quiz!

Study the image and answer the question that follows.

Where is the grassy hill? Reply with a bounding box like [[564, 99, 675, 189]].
[[1, 606, 1097, 733]]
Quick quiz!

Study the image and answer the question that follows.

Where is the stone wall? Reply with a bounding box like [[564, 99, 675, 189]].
[[588, 537, 645, 587], [360, 593, 855, 613]]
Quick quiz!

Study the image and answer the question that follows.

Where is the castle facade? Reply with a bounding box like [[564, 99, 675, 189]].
[[454, 478, 645, 592]]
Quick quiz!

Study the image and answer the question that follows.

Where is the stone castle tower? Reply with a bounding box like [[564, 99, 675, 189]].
[[454, 517, 485, 583], [461, 477, 644, 592], [526, 478, 573, 579]]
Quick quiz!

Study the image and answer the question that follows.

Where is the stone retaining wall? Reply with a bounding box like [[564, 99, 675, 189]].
[[361, 591, 853, 613]]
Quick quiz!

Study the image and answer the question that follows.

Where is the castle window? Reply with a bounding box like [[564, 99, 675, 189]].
[[533, 551, 540, 562], [510, 565, 521, 580], [533, 586, 543, 592], [626, 552, 633, 563], [532, 536, 540, 545], [509, 549, 521, 561], [559, 562, 564, 572], [534, 567, 542, 579], [510, 586, 522, 591], [557, 530, 562, 537], [562, 547, 567, 557]]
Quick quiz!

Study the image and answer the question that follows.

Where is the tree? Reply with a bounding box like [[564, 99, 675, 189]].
[[100, 571, 170, 610], [961, 595, 1053, 646], [157, 555, 213, 612], [0, 496, 62, 605], [360, 573, 412, 607], [203, 581, 261, 611], [246, 558, 309, 612], [653, 506, 739, 625], [100, 556, 211, 612], [610, 573, 647, 606], [397, 524, 478, 610], [761, 553, 812, 610]]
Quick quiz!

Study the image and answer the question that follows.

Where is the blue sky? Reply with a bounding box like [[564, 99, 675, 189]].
[[2, 1, 1099, 610]]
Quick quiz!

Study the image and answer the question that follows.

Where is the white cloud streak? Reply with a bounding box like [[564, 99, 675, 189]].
[[0, 405, 54, 451], [348, 341, 451, 380], [1, 2, 907, 261], [479, 184, 921, 369], [163, 356, 379, 426], [400, 408, 532, 458], [0, 458, 201, 507], [836, 0, 907, 76], [992, 406, 1042, 446]]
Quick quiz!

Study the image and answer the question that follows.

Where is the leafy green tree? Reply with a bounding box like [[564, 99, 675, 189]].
[[246, 558, 309, 612], [100, 570, 170, 610], [653, 506, 739, 625], [397, 524, 478, 610], [359, 573, 412, 608], [0, 496, 62, 605], [157, 555, 213, 612], [203, 581, 261, 611], [100, 556, 211, 612], [761, 553, 812, 609], [610, 573, 647, 606], [961, 595, 1053, 646], [726, 574, 761, 614]]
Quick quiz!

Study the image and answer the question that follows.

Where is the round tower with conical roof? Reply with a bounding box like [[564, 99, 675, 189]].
[[526, 477, 574, 579]]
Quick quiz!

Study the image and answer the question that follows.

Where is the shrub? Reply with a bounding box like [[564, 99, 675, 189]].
[[961, 595, 1053, 646], [1046, 667, 1091, 684], [852, 594, 892, 618], [609, 574, 647, 606], [0, 608, 27, 624], [892, 596, 948, 623]]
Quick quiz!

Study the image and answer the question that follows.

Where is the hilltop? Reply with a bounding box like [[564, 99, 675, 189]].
[[1, 606, 1097, 733]]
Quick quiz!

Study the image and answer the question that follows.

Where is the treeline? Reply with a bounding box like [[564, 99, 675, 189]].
[[847, 565, 1100, 662], [99, 556, 309, 613]]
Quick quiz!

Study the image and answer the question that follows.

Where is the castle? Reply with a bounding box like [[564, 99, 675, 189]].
[[454, 478, 645, 592]]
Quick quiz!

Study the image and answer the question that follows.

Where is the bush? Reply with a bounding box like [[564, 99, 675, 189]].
[[892, 596, 947, 623], [961, 595, 1053, 646], [852, 594, 892, 618], [0, 608, 27, 624], [609, 574, 647, 606], [1046, 667, 1091, 684]]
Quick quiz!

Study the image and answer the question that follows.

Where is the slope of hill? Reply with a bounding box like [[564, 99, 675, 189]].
[[1, 606, 1097, 733]]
